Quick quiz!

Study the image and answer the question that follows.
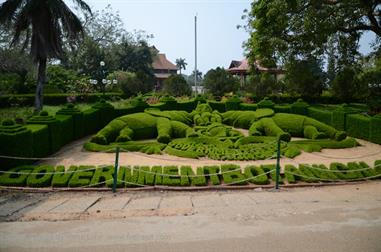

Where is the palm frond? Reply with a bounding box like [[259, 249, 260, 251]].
[[71, 0, 92, 14], [0, 0, 24, 24]]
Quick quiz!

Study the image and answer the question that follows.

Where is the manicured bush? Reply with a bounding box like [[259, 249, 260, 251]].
[[225, 96, 242, 111], [307, 107, 333, 126], [274, 105, 292, 113], [180, 166, 207, 186], [303, 125, 326, 139], [0, 166, 34, 186], [158, 95, 178, 110], [309, 164, 338, 181], [347, 162, 375, 179], [240, 103, 258, 111], [298, 164, 320, 183], [145, 109, 192, 124], [156, 117, 172, 143], [261, 164, 283, 184], [0, 122, 33, 170], [27, 112, 61, 154], [257, 97, 275, 109], [244, 165, 269, 185], [162, 166, 181, 186], [136, 166, 153, 186], [291, 99, 309, 115], [208, 101, 226, 112], [83, 108, 100, 135], [203, 166, 221, 185], [284, 164, 301, 183], [124, 166, 140, 187], [92, 100, 115, 128], [26, 165, 54, 187], [221, 164, 247, 185], [26, 124, 50, 158], [151, 166, 163, 185], [346, 114, 370, 140], [249, 117, 291, 142], [51, 166, 77, 187], [374, 160, 381, 175], [105, 166, 126, 188], [68, 166, 95, 187], [56, 104, 84, 139], [56, 114, 74, 145], [90, 166, 114, 187], [164, 146, 201, 159], [370, 114, 381, 144], [329, 162, 361, 180], [284, 145, 301, 158]]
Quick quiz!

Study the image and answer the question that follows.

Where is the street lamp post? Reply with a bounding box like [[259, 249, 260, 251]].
[[89, 61, 118, 98]]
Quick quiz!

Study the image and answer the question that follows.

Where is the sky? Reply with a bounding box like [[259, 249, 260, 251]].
[[83, 0, 375, 75]]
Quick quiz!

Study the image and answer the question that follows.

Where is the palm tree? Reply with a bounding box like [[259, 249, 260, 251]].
[[0, 0, 91, 111], [175, 58, 187, 75]]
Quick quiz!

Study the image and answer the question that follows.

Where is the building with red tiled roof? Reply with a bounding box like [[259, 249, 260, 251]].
[[151, 49, 178, 89], [227, 59, 285, 86]]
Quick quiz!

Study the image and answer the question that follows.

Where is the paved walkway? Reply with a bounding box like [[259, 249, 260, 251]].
[[0, 182, 381, 251]]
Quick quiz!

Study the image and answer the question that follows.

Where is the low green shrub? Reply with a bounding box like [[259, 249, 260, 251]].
[[375, 160, 381, 174], [0, 166, 34, 186], [225, 96, 242, 111], [244, 165, 269, 185], [291, 99, 309, 115], [106, 166, 126, 188], [26, 165, 54, 187], [307, 107, 333, 126], [284, 164, 301, 184], [164, 146, 202, 159], [26, 124, 50, 158], [90, 166, 114, 187], [240, 103, 257, 111], [92, 100, 115, 127], [124, 166, 140, 187], [180, 166, 207, 186], [257, 97, 274, 109], [56, 104, 84, 139], [162, 166, 181, 186], [221, 164, 247, 185], [274, 105, 292, 113], [0, 123, 33, 170], [56, 114, 74, 145], [298, 164, 320, 183], [284, 145, 301, 158], [208, 101, 226, 112], [261, 164, 283, 184], [83, 108, 100, 134], [136, 166, 152, 185], [151, 166, 163, 185], [370, 114, 381, 144], [203, 166, 221, 185], [68, 166, 95, 187], [27, 112, 61, 154], [303, 125, 326, 139], [51, 166, 77, 187], [346, 114, 370, 140], [329, 162, 361, 180]]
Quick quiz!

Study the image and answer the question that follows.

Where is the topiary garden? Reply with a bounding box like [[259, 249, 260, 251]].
[[84, 102, 356, 161]]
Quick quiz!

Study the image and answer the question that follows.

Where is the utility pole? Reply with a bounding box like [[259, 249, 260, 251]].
[[194, 14, 198, 96]]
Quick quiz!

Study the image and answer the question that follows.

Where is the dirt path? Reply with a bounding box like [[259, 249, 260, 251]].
[[40, 137, 381, 169], [0, 182, 380, 251]]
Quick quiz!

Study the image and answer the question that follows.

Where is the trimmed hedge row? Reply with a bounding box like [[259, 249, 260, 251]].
[[1, 161, 380, 187]]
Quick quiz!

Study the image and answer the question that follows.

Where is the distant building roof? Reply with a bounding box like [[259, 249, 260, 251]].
[[152, 53, 178, 71], [227, 59, 285, 75]]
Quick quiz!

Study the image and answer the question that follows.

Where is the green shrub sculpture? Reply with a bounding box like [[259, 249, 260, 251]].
[[85, 103, 354, 161], [1, 161, 379, 188]]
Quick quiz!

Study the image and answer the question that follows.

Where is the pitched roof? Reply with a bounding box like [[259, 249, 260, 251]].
[[152, 53, 178, 71], [227, 59, 285, 74]]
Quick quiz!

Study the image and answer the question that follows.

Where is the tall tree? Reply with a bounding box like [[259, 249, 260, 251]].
[[0, 0, 91, 111], [203, 67, 239, 97], [244, 0, 380, 67], [175, 58, 187, 75]]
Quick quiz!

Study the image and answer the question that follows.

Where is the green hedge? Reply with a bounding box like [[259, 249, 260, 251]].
[[221, 164, 247, 185], [0, 93, 124, 107], [56, 105, 84, 139], [56, 114, 74, 145], [208, 101, 226, 112], [307, 107, 333, 126], [27, 112, 61, 154], [274, 105, 292, 113], [83, 108, 100, 135], [52, 166, 77, 187], [1, 162, 380, 188], [291, 99, 309, 115], [26, 124, 50, 158], [240, 103, 258, 111], [27, 165, 54, 187], [0, 122, 33, 170], [92, 101, 115, 128], [346, 114, 371, 140], [225, 96, 242, 111], [68, 166, 96, 187], [370, 115, 381, 144]]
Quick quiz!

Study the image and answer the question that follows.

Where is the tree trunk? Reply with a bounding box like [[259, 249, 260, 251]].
[[35, 58, 47, 112]]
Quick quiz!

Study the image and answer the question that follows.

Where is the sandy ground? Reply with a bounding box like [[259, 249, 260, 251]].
[[0, 182, 380, 251], [40, 136, 381, 170]]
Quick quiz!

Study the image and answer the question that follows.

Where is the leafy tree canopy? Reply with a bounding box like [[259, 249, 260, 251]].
[[203, 67, 239, 97], [244, 0, 381, 67], [163, 74, 191, 97]]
